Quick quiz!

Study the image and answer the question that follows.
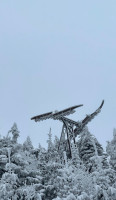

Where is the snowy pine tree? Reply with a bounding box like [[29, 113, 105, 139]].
[[106, 128, 116, 170], [0, 117, 116, 199], [23, 136, 33, 152], [0, 171, 19, 199], [54, 135, 60, 151], [8, 123, 19, 143], [47, 128, 53, 151], [71, 142, 81, 167], [77, 126, 104, 172]]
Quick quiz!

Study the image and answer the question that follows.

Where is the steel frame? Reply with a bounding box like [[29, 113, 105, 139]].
[[31, 101, 104, 158]]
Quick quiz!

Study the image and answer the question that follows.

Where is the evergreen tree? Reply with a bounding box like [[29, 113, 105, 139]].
[[0, 119, 116, 199], [8, 123, 19, 143], [77, 126, 104, 171], [106, 128, 116, 170], [54, 135, 60, 151], [46, 128, 55, 162], [0, 171, 19, 199], [47, 128, 53, 151], [71, 142, 81, 167], [23, 136, 33, 152]]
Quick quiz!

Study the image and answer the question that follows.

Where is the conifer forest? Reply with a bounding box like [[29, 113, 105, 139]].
[[0, 121, 116, 200], [0, 1, 116, 199]]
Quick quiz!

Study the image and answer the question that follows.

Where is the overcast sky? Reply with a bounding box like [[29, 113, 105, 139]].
[[0, 1, 116, 149]]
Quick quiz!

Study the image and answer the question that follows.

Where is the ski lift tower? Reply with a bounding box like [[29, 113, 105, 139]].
[[31, 100, 104, 158]]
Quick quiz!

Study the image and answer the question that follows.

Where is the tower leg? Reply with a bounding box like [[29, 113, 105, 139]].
[[58, 124, 66, 154], [59, 121, 76, 159], [65, 122, 72, 158]]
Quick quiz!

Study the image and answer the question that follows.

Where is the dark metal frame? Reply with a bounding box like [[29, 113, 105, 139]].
[[31, 100, 104, 158]]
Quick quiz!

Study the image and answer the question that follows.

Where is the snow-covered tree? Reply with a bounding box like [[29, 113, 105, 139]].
[[23, 136, 33, 152], [46, 128, 58, 163], [77, 126, 104, 172], [106, 128, 116, 170], [47, 128, 53, 151], [54, 135, 60, 151], [0, 118, 116, 199], [8, 123, 19, 143], [71, 142, 81, 167], [0, 171, 19, 199]]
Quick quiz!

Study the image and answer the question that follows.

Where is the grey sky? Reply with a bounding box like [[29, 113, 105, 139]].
[[0, 1, 116, 149]]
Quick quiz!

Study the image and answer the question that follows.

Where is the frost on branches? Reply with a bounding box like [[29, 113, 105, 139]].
[[7, 123, 20, 143], [106, 128, 116, 170], [0, 124, 116, 200]]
